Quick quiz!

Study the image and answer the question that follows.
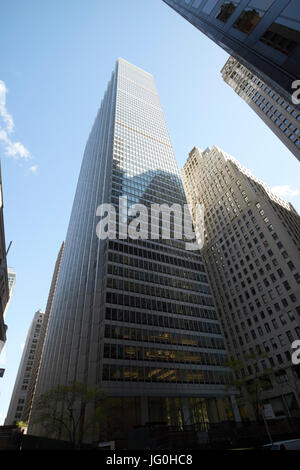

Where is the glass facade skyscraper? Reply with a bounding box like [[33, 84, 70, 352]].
[[29, 59, 237, 442], [162, 0, 300, 108]]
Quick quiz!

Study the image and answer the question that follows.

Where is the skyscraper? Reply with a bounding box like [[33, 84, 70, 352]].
[[5, 310, 45, 425], [3, 267, 16, 319], [22, 242, 64, 424], [182, 145, 300, 419], [0, 167, 9, 356], [221, 56, 300, 161], [162, 0, 300, 108], [29, 59, 239, 442]]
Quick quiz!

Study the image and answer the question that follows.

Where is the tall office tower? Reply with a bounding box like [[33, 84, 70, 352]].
[[162, 0, 300, 108], [3, 267, 16, 319], [182, 145, 300, 419], [5, 310, 45, 425], [0, 167, 9, 356], [22, 242, 64, 424], [29, 59, 238, 443], [222, 56, 300, 161], [7, 268, 16, 297]]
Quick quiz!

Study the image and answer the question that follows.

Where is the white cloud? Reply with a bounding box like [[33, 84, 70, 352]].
[[0, 81, 14, 133], [6, 141, 30, 159], [29, 165, 38, 174], [0, 79, 31, 160], [271, 185, 299, 198]]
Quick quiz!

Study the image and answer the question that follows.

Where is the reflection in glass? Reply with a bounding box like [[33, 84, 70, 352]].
[[233, 8, 262, 34], [216, 2, 237, 23], [260, 22, 300, 55]]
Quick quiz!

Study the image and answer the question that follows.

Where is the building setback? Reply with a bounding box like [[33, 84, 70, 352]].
[[5, 310, 45, 424], [182, 145, 300, 419], [21, 242, 64, 424], [221, 55, 300, 161], [29, 59, 239, 442], [162, 0, 300, 108]]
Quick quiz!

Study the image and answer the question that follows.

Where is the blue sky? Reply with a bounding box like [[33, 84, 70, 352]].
[[0, 0, 299, 423]]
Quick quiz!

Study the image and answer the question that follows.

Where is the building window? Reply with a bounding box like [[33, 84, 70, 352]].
[[264, 323, 271, 333], [278, 334, 286, 346], [275, 370, 288, 384], [276, 285, 283, 295], [287, 310, 295, 321], [271, 338, 277, 349], [233, 7, 262, 34], [283, 281, 291, 291], [276, 354, 283, 364], [261, 360, 268, 370], [294, 273, 300, 284], [216, 1, 237, 23], [286, 331, 294, 342], [260, 21, 300, 56], [277, 268, 284, 278]]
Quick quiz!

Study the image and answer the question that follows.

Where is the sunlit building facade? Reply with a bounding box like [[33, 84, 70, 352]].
[[3, 267, 16, 319], [221, 56, 300, 161], [182, 145, 300, 419], [29, 59, 239, 442]]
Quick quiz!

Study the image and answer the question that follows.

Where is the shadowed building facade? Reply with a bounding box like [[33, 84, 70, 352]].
[[29, 59, 239, 442], [22, 242, 64, 424], [162, 0, 300, 108], [5, 310, 45, 424]]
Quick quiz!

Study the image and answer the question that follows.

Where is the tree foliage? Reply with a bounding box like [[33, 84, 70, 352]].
[[31, 381, 106, 448]]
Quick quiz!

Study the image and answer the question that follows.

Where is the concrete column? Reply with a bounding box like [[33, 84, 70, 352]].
[[216, 398, 227, 421], [206, 398, 220, 423], [140, 396, 149, 425], [181, 398, 192, 426], [230, 395, 242, 423]]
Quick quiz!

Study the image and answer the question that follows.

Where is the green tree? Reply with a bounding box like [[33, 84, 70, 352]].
[[31, 381, 106, 448], [15, 420, 28, 433]]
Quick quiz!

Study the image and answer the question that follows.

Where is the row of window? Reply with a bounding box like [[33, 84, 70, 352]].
[[105, 308, 220, 333], [107, 263, 208, 287], [103, 343, 227, 366], [104, 324, 225, 350], [106, 289, 214, 309], [102, 364, 231, 385], [107, 250, 205, 275], [108, 238, 202, 263]]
